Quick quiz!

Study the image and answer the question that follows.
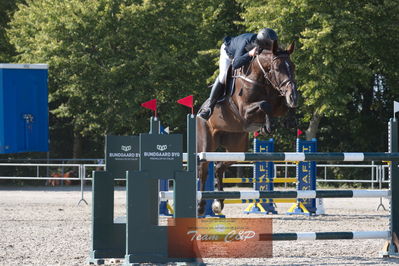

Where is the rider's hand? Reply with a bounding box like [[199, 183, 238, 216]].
[[249, 47, 257, 57]]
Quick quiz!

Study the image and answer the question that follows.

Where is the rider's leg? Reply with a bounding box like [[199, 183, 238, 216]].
[[198, 78, 224, 120], [198, 44, 231, 120]]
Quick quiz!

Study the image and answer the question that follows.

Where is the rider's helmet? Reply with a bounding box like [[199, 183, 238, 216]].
[[255, 28, 278, 50]]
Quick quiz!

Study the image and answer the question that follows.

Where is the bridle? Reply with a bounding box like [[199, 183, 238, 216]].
[[256, 54, 295, 96], [234, 52, 295, 96]]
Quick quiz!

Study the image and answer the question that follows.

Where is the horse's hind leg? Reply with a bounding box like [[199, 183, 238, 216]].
[[196, 117, 218, 216], [212, 161, 231, 214], [198, 161, 209, 216], [213, 132, 249, 214]]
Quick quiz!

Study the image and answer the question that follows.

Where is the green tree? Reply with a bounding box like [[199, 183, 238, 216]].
[[7, 0, 242, 158], [0, 0, 24, 62], [238, 0, 399, 151]]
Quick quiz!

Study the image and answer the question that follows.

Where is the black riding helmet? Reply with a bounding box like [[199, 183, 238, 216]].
[[255, 28, 278, 50]]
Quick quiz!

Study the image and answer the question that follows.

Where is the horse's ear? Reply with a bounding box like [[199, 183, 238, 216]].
[[272, 40, 278, 54], [287, 40, 295, 54]]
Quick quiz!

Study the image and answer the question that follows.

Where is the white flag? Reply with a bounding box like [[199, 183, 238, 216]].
[[395, 101, 399, 116]]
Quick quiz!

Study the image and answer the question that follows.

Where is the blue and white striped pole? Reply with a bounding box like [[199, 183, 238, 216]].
[[261, 231, 390, 241], [199, 152, 399, 162], [160, 189, 390, 201]]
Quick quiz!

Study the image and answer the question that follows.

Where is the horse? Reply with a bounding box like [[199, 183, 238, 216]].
[[197, 40, 299, 216], [46, 170, 77, 186]]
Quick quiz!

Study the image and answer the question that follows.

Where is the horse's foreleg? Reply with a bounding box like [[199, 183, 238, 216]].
[[198, 161, 209, 216], [283, 108, 297, 129], [260, 114, 275, 134], [245, 101, 272, 116]]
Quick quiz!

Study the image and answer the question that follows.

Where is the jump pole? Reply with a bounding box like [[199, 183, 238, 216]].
[[160, 189, 391, 201], [199, 152, 399, 162], [382, 114, 399, 256]]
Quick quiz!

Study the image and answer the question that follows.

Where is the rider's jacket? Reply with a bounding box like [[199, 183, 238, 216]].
[[223, 33, 257, 70]]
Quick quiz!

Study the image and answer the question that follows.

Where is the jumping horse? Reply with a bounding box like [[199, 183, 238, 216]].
[[197, 40, 299, 216]]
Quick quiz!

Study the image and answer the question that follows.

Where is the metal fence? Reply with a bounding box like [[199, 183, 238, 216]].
[[0, 160, 391, 204]]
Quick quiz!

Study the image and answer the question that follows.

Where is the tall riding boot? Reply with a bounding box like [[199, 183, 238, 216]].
[[198, 78, 224, 120]]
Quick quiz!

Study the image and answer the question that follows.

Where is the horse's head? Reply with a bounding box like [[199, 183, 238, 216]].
[[256, 41, 298, 108]]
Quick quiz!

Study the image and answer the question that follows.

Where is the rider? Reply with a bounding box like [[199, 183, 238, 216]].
[[198, 28, 278, 121]]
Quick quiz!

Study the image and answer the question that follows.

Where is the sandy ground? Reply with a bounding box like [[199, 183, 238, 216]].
[[0, 186, 398, 265]]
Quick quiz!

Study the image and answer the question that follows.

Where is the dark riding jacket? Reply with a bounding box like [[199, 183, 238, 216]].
[[224, 33, 257, 70]]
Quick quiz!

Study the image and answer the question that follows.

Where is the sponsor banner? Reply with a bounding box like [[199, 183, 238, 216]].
[[106, 135, 139, 179], [140, 134, 182, 178], [168, 218, 272, 258]]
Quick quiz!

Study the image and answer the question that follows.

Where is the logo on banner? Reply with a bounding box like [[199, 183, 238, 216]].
[[157, 145, 168, 151], [121, 145, 132, 152]]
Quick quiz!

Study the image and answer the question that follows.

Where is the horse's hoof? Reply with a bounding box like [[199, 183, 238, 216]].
[[265, 124, 271, 133], [261, 124, 272, 135], [198, 205, 205, 217], [264, 115, 272, 133], [212, 200, 223, 214], [198, 210, 205, 217]]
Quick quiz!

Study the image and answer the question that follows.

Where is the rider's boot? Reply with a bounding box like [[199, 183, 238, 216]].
[[198, 78, 224, 121]]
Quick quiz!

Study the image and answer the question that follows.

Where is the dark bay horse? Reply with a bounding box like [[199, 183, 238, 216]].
[[197, 41, 299, 216]]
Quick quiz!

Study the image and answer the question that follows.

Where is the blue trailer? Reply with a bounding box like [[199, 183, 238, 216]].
[[0, 64, 49, 154]]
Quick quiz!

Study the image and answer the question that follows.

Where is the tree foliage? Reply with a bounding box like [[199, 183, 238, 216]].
[[0, 0, 24, 62], [7, 0, 241, 157], [4, 0, 399, 160], [238, 0, 399, 151]]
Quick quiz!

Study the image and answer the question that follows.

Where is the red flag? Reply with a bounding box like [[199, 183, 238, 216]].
[[141, 99, 157, 117], [254, 131, 260, 138], [177, 95, 194, 114], [297, 129, 303, 137], [141, 99, 157, 111], [177, 95, 193, 108]]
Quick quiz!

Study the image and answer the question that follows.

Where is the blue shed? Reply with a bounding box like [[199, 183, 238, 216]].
[[0, 64, 49, 154]]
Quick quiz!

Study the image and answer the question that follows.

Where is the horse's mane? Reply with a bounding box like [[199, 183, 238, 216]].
[[246, 40, 289, 56], [240, 44, 289, 76], [260, 47, 288, 56]]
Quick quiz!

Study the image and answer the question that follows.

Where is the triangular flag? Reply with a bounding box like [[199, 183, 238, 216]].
[[254, 131, 260, 138], [160, 126, 170, 134], [297, 129, 303, 137], [394, 101, 399, 116], [177, 95, 193, 108], [141, 99, 157, 111], [177, 95, 194, 114]]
